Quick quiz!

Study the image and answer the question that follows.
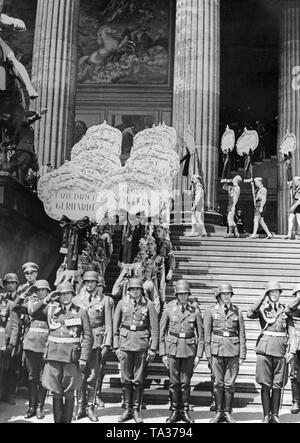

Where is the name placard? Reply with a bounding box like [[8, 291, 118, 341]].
[[50, 188, 99, 221]]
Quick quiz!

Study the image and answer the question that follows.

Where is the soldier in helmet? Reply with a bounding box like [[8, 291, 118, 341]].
[[284, 284, 300, 414], [42, 282, 93, 423], [0, 273, 19, 404], [247, 281, 288, 423], [73, 271, 114, 422], [160, 280, 204, 423], [204, 283, 247, 423], [22, 280, 52, 420], [113, 278, 159, 423]]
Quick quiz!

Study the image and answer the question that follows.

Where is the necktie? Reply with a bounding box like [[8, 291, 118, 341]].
[[224, 305, 229, 316], [181, 306, 185, 314], [274, 304, 278, 312]]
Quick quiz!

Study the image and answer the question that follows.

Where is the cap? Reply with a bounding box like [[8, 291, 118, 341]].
[[4, 273, 19, 284], [83, 271, 99, 282], [98, 277, 106, 288], [174, 280, 191, 295], [127, 278, 144, 290], [265, 281, 282, 296], [22, 262, 39, 273], [34, 280, 51, 292], [56, 282, 76, 296], [215, 283, 234, 298]]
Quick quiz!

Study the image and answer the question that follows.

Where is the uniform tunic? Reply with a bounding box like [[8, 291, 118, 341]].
[[226, 184, 241, 227], [113, 295, 159, 386], [73, 288, 113, 376], [204, 303, 247, 392], [160, 300, 204, 392], [255, 186, 267, 217], [247, 302, 288, 389], [42, 302, 93, 397], [286, 299, 300, 383], [291, 185, 300, 214]]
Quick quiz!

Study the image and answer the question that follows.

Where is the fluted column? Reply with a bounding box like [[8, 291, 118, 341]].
[[278, 0, 300, 234], [32, 0, 80, 168], [173, 0, 220, 210]]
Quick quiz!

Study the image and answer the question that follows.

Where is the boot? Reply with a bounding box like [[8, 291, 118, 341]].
[[24, 381, 38, 419], [181, 390, 195, 424], [291, 381, 300, 415], [132, 385, 144, 423], [53, 397, 64, 423], [36, 386, 47, 420], [76, 384, 88, 420], [118, 385, 133, 423], [166, 389, 181, 423], [96, 373, 105, 408], [223, 391, 236, 423], [210, 389, 224, 423], [85, 386, 98, 423], [209, 382, 217, 412], [270, 390, 281, 423], [261, 387, 271, 423], [62, 397, 75, 424]]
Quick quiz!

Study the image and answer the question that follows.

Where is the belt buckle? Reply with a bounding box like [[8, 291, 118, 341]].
[[130, 325, 137, 331], [223, 331, 230, 337], [179, 332, 186, 338]]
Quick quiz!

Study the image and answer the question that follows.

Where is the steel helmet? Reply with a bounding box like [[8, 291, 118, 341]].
[[4, 273, 19, 284], [83, 271, 99, 282], [98, 277, 106, 288], [56, 282, 76, 295], [292, 284, 300, 296], [127, 278, 144, 290], [215, 283, 234, 298], [174, 280, 191, 296], [34, 280, 51, 292], [265, 281, 282, 296]]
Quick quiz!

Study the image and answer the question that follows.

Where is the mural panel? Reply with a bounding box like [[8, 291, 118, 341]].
[[78, 0, 173, 86]]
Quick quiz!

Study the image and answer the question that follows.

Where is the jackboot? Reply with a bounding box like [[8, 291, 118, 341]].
[[270, 390, 281, 423], [85, 385, 98, 423], [62, 397, 75, 424], [24, 381, 38, 419], [53, 397, 64, 423], [209, 381, 217, 412], [210, 389, 224, 423], [223, 391, 236, 423], [291, 381, 300, 415], [76, 384, 88, 420], [36, 386, 47, 420], [181, 390, 195, 424], [96, 373, 106, 408], [132, 385, 144, 423], [118, 385, 133, 423], [166, 389, 181, 423], [261, 387, 271, 423]]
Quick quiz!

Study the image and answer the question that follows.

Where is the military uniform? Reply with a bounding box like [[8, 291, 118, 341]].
[[285, 285, 300, 414], [247, 281, 288, 423], [160, 282, 204, 423], [204, 283, 246, 423], [42, 283, 93, 423], [156, 237, 176, 306], [73, 274, 114, 422], [113, 278, 159, 423]]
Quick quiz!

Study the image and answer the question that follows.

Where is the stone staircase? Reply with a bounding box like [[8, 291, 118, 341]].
[[102, 228, 300, 408]]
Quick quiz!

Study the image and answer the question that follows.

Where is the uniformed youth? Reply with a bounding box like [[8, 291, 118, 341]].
[[22, 280, 51, 420], [247, 281, 288, 423], [42, 282, 93, 424], [204, 283, 247, 424], [160, 280, 204, 423], [113, 278, 159, 423], [0, 273, 19, 405], [284, 284, 300, 414], [285, 176, 300, 240], [73, 272, 113, 422], [250, 177, 273, 239]]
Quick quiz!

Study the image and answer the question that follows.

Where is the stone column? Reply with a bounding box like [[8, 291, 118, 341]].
[[173, 0, 220, 211], [32, 0, 80, 168], [278, 0, 300, 234]]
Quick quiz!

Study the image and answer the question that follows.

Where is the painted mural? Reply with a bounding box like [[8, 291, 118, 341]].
[[78, 0, 173, 85], [1, 0, 37, 75]]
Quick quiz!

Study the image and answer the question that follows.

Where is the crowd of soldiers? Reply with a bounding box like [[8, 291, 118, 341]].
[[1, 253, 300, 424]]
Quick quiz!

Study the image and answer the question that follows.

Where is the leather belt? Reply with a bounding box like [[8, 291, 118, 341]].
[[122, 324, 146, 332], [213, 331, 237, 338], [170, 331, 195, 339], [261, 331, 287, 337], [48, 336, 80, 344], [29, 328, 48, 334]]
